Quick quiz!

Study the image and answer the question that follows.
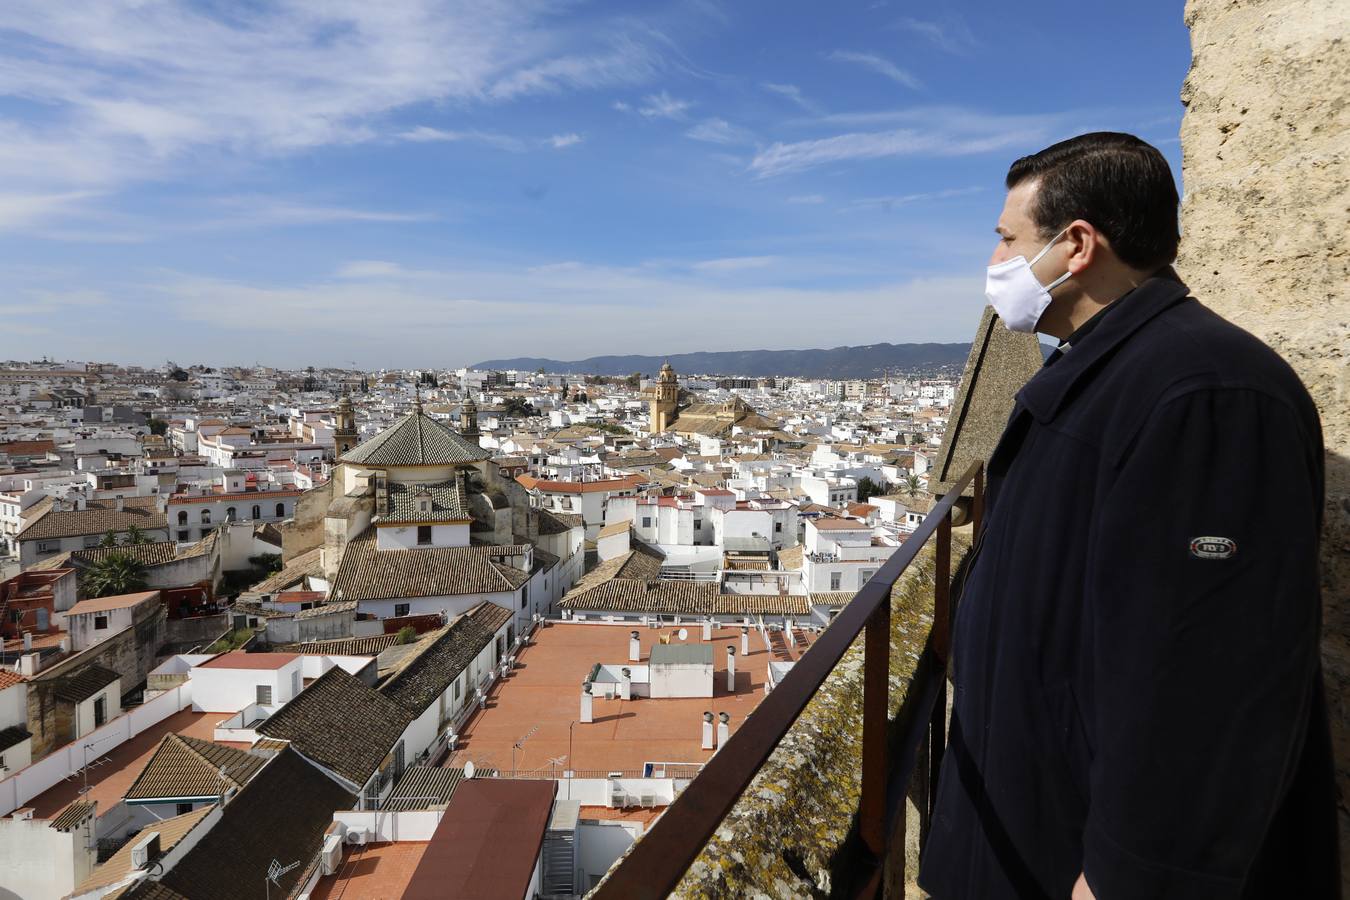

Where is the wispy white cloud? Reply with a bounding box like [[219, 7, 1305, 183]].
[[894, 17, 980, 55], [751, 106, 1063, 177], [336, 260, 413, 279], [548, 133, 584, 149], [145, 262, 986, 365], [397, 126, 527, 152], [761, 82, 823, 114], [786, 194, 826, 205], [845, 186, 983, 211], [198, 198, 437, 229], [690, 256, 777, 272], [637, 91, 694, 120], [0, 191, 102, 230], [684, 117, 755, 145], [827, 51, 922, 90], [0, 3, 672, 194]]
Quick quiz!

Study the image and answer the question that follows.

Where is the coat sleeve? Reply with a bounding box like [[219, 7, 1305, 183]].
[[1081, 386, 1323, 899]]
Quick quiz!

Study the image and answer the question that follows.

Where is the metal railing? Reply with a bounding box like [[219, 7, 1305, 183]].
[[592, 461, 984, 899]]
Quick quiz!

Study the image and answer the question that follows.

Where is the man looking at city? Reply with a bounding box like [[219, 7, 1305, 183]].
[[919, 133, 1336, 899]]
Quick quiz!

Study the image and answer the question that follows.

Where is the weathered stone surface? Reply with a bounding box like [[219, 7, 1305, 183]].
[[1178, 0, 1349, 881], [931, 306, 1044, 499], [660, 542, 963, 899]]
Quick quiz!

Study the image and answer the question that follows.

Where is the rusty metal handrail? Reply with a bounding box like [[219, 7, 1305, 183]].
[[592, 461, 985, 899]]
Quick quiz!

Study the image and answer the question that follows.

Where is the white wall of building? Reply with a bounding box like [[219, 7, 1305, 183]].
[[188, 658, 302, 712]]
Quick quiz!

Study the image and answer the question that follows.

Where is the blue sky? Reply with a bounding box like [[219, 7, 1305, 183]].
[[0, 1, 1191, 369]]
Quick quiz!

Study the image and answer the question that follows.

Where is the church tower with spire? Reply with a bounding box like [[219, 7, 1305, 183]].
[[650, 361, 679, 433], [334, 389, 358, 457]]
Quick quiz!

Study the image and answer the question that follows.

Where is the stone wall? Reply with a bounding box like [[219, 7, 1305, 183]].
[[279, 478, 332, 562], [26, 605, 166, 759], [1177, 0, 1349, 878]]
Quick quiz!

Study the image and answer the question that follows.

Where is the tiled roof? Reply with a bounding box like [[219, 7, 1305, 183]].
[[381, 603, 513, 714], [124, 734, 266, 801], [257, 666, 413, 788], [52, 665, 120, 703], [50, 799, 97, 832], [144, 748, 355, 900], [536, 508, 583, 535], [67, 591, 160, 616], [332, 528, 530, 601], [0, 670, 27, 691], [67, 541, 179, 567], [18, 497, 167, 541], [341, 409, 489, 467], [73, 806, 214, 896], [809, 591, 857, 608], [293, 599, 357, 619], [516, 473, 644, 494], [382, 765, 482, 811], [382, 478, 471, 524], [776, 545, 804, 570], [0, 724, 31, 752], [810, 516, 871, 531], [274, 634, 400, 656], [248, 546, 322, 593]]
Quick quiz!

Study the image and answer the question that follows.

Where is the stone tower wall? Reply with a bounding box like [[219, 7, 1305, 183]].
[[1177, 0, 1349, 876]]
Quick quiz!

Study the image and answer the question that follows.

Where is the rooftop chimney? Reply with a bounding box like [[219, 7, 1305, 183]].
[[114, 496, 124, 512], [701, 711, 714, 750], [580, 682, 593, 723], [18, 652, 39, 678], [701, 620, 712, 641], [22, 632, 32, 652], [629, 631, 640, 662], [620, 667, 632, 701], [717, 712, 731, 749], [741, 626, 749, 656], [726, 646, 736, 693]]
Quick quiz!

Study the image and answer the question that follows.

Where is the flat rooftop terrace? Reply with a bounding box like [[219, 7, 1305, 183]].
[[311, 841, 428, 900], [445, 621, 814, 777]]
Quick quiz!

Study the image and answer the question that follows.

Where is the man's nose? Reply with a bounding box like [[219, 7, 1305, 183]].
[[989, 244, 1010, 266]]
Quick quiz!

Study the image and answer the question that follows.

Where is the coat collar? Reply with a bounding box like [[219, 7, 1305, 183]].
[[1017, 274, 1192, 424]]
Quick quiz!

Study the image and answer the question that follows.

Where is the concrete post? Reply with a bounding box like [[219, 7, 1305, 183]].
[[701, 711, 714, 750]]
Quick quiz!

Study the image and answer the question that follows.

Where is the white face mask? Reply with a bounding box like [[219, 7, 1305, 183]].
[[984, 228, 1072, 333]]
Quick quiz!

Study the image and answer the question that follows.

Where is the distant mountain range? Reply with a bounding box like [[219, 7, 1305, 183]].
[[472, 342, 974, 379]]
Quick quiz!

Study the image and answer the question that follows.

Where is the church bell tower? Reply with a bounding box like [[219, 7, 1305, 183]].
[[334, 389, 358, 457], [650, 361, 679, 433]]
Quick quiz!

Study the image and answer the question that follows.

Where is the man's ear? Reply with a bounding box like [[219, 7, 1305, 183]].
[[1063, 219, 1098, 274]]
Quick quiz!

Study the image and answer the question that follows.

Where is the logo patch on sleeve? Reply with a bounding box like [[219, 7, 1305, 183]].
[[1190, 536, 1237, 560]]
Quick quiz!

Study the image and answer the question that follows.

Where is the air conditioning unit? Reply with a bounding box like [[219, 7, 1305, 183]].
[[321, 834, 344, 875], [344, 828, 371, 846], [130, 832, 161, 869], [609, 790, 627, 809]]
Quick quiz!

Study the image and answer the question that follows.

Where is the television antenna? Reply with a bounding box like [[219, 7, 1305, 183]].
[[264, 859, 301, 900], [547, 755, 567, 779], [512, 725, 539, 776]]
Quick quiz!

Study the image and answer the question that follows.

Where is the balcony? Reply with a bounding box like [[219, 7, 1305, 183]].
[[591, 461, 983, 898]]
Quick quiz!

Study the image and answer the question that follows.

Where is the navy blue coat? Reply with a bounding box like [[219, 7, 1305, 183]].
[[918, 276, 1337, 899]]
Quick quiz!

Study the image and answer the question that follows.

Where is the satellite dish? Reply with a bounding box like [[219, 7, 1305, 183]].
[[677, 628, 688, 641], [464, 761, 475, 779]]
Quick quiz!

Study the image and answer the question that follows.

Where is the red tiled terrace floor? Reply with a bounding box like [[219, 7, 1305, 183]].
[[445, 622, 812, 777], [310, 841, 429, 900], [25, 709, 224, 818]]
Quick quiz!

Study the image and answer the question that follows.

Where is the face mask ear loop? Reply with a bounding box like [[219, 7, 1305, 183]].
[[1029, 226, 1071, 266], [1043, 269, 1074, 292]]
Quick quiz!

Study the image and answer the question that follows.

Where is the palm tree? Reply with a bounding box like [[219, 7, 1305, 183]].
[[98, 530, 119, 548], [902, 474, 924, 499], [83, 552, 148, 598], [121, 525, 149, 545]]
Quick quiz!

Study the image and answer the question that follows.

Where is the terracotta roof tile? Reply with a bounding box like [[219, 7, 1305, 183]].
[[124, 734, 265, 801], [332, 528, 529, 602], [257, 667, 412, 787], [381, 603, 513, 714], [341, 409, 489, 467]]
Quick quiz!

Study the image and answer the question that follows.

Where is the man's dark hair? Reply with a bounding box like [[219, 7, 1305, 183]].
[[1006, 132, 1180, 271]]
